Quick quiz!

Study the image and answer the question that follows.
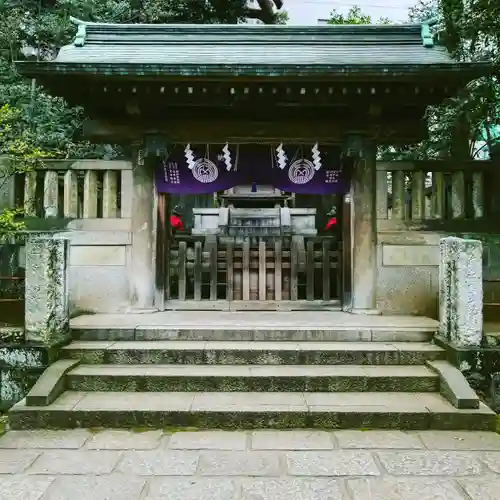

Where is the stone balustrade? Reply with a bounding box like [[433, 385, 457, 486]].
[[376, 161, 489, 229], [18, 160, 133, 219]]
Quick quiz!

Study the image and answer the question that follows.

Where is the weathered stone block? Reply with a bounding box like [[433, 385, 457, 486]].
[[0, 344, 58, 409], [439, 237, 483, 347], [490, 372, 500, 412], [382, 245, 439, 267], [25, 234, 70, 344], [69, 245, 126, 266]]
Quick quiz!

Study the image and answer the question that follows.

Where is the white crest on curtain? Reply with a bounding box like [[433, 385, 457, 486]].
[[222, 143, 232, 171], [276, 143, 288, 170], [184, 143, 196, 170], [312, 142, 322, 170]]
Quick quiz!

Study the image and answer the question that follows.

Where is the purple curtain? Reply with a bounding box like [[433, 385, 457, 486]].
[[155, 143, 350, 195]]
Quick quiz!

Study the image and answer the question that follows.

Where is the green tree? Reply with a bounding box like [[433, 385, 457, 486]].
[[384, 0, 500, 161], [408, 0, 439, 22], [0, 0, 286, 234], [328, 5, 390, 25]]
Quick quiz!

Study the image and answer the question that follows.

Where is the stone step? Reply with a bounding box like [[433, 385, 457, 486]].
[[62, 341, 444, 366], [71, 326, 435, 343], [9, 390, 496, 431], [65, 364, 440, 393]]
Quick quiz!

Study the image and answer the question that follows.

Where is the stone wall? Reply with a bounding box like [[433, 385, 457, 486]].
[[376, 231, 440, 317], [0, 234, 70, 409], [62, 218, 132, 313], [0, 328, 57, 410], [59, 158, 156, 313], [377, 231, 500, 318]]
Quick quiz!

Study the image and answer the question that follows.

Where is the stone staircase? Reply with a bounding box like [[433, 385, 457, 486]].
[[9, 321, 496, 431]]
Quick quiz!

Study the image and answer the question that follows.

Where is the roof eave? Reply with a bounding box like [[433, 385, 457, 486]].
[[15, 61, 492, 80]]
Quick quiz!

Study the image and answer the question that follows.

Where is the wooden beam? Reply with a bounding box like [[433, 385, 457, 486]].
[[376, 160, 495, 172], [83, 117, 426, 144]]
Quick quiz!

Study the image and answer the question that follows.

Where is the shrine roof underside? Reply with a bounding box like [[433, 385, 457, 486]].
[[17, 18, 489, 80]]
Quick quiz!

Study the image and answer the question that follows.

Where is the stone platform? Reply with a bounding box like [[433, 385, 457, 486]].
[[1, 429, 500, 499], [69, 311, 439, 342]]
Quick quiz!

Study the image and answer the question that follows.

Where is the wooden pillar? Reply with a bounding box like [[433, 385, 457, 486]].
[[343, 135, 378, 314], [155, 191, 170, 309]]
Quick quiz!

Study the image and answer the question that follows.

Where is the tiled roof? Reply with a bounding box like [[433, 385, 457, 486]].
[[56, 19, 450, 68]]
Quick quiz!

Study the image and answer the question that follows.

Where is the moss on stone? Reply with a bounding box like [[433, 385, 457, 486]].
[[0, 415, 8, 436]]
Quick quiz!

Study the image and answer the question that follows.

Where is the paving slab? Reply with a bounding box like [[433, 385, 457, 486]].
[[86, 430, 162, 450], [458, 476, 500, 500], [334, 430, 424, 449], [117, 450, 200, 476], [0, 430, 90, 449], [41, 474, 146, 500], [198, 451, 281, 476], [0, 475, 55, 500], [26, 450, 122, 475], [286, 451, 380, 476], [417, 431, 500, 450], [144, 478, 238, 500], [478, 452, 500, 473], [251, 430, 334, 450], [376, 450, 482, 476], [0, 450, 40, 473], [346, 477, 466, 500], [1, 429, 500, 500], [241, 478, 347, 500], [167, 431, 247, 450]]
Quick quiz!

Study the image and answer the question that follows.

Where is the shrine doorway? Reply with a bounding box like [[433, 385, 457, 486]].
[[152, 142, 351, 311], [155, 194, 350, 311]]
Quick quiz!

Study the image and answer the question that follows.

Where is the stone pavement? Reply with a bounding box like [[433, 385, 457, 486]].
[[0, 429, 500, 499]]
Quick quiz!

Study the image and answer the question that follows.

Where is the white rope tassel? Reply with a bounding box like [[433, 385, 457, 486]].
[[276, 143, 287, 170], [312, 142, 322, 170], [184, 143, 195, 170], [222, 143, 232, 171]]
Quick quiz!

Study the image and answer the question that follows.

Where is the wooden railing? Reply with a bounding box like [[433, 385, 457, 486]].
[[168, 235, 341, 303], [376, 160, 495, 231], [14, 160, 132, 219]]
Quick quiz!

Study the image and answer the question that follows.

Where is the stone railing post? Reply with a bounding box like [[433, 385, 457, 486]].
[[439, 236, 483, 347], [25, 234, 70, 345]]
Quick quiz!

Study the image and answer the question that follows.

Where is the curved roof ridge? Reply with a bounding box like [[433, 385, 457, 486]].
[[68, 16, 423, 30]]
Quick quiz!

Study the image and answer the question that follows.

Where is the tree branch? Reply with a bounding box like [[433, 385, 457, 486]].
[[244, 8, 269, 22], [255, 0, 276, 23]]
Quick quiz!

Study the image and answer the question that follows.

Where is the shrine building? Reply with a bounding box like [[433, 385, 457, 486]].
[[15, 19, 489, 315]]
